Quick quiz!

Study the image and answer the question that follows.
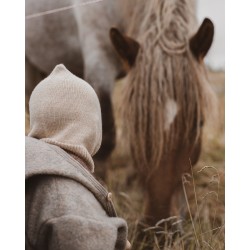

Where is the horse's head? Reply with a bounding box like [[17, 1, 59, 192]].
[[110, 17, 215, 225]]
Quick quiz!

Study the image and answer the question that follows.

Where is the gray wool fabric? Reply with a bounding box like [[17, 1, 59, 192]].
[[26, 64, 129, 250], [26, 137, 128, 250]]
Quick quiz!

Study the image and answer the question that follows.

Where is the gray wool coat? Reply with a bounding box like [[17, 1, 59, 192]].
[[25, 137, 128, 250]]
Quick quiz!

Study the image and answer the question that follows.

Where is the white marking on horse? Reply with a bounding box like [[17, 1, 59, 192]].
[[164, 99, 178, 130]]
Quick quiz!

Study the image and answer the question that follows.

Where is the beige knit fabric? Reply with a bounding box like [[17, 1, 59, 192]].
[[28, 64, 102, 172]]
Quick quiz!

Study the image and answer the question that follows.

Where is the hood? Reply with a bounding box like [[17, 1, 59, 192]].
[[28, 64, 102, 172]]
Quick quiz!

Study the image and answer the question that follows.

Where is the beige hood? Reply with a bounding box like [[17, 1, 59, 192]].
[[28, 64, 102, 172]]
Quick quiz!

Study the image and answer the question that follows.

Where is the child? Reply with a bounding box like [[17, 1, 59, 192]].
[[25, 64, 130, 250]]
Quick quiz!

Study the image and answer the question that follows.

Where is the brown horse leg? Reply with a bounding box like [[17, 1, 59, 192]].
[[25, 58, 46, 134], [25, 58, 47, 109], [93, 90, 116, 181]]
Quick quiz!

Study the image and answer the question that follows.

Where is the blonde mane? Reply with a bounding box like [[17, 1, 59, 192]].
[[121, 0, 215, 175]]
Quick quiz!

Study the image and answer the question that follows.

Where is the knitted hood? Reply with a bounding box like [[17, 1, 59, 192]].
[[28, 64, 102, 172]]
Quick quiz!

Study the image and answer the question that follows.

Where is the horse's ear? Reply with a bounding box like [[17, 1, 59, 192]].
[[110, 27, 140, 67], [189, 18, 214, 61]]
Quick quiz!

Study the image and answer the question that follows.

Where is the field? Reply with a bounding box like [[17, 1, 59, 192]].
[[25, 70, 225, 249]]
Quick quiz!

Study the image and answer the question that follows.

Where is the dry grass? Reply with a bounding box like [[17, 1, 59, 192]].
[[25, 71, 225, 249]]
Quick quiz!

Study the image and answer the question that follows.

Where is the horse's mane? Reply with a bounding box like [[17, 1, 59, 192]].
[[121, 0, 216, 175]]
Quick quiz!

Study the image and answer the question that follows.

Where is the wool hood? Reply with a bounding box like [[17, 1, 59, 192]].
[[28, 64, 102, 172]]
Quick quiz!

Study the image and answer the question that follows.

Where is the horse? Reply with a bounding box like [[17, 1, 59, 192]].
[[26, 0, 215, 242], [25, 0, 123, 173]]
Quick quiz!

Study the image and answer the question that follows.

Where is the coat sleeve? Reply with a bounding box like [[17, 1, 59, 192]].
[[36, 215, 127, 250], [26, 175, 128, 250]]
